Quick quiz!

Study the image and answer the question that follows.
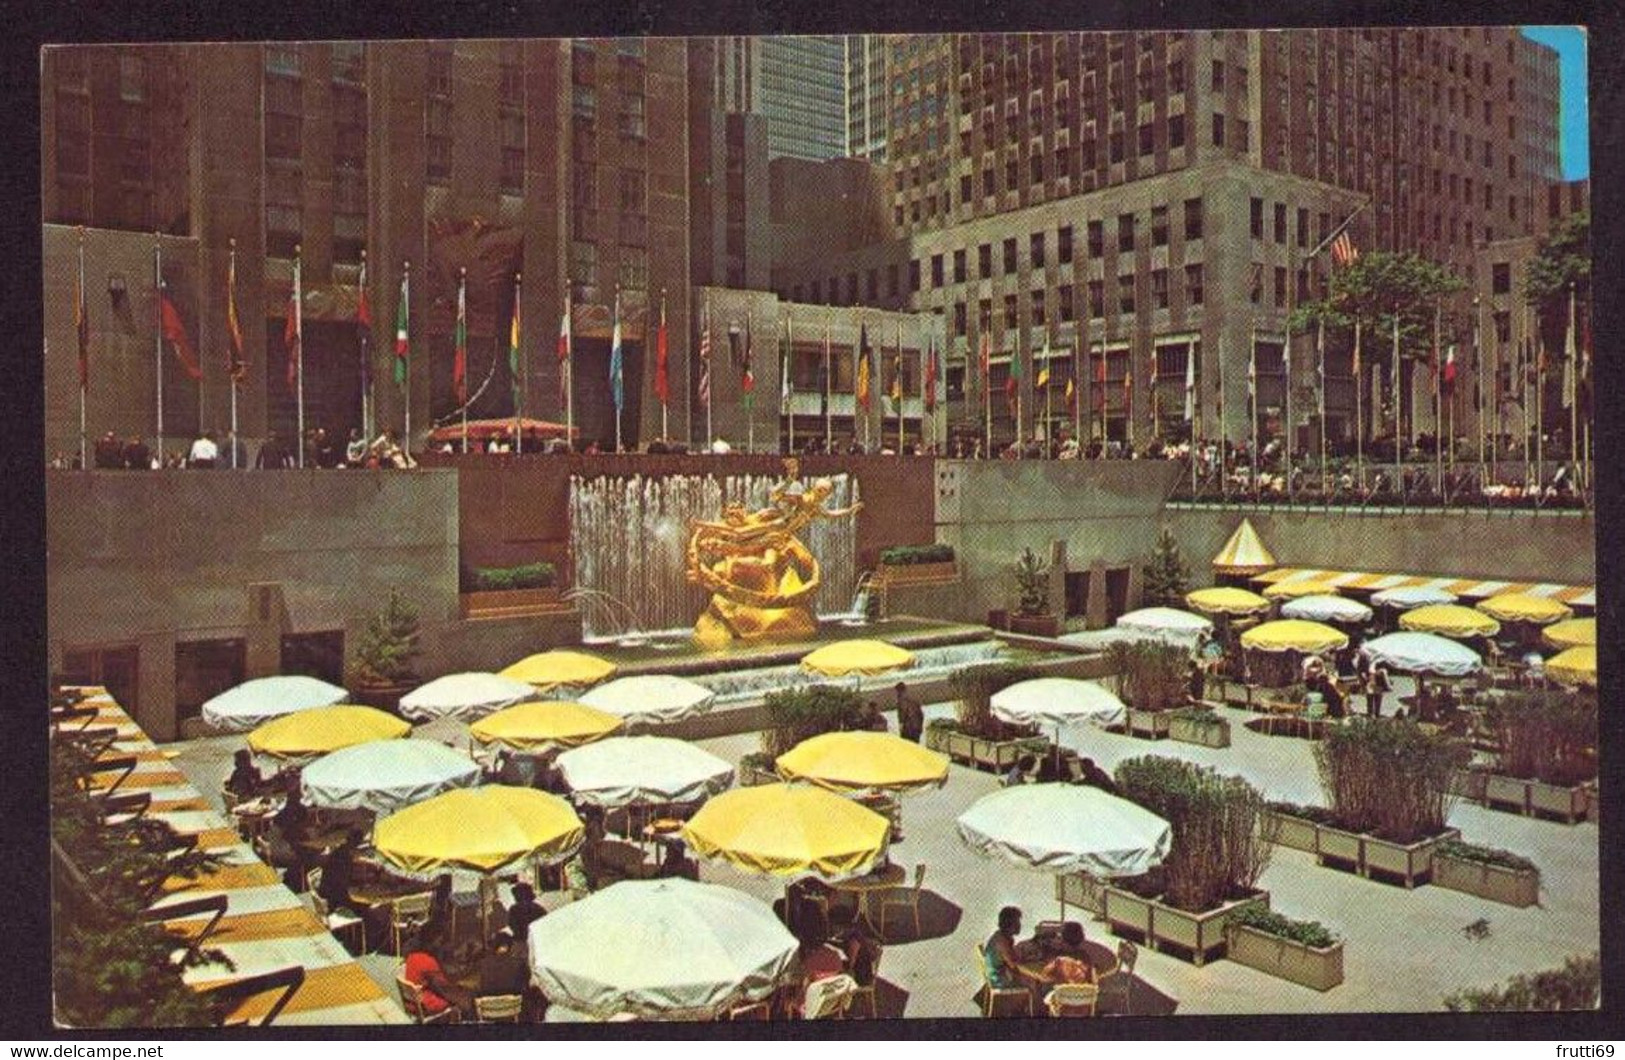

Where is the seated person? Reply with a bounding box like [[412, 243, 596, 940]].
[[1041, 922, 1094, 984], [506, 882, 545, 940], [476, 931, 529, 997], [830, 910, 882, 988], [402, 933, 475, 1020], [658, 841, 698, 881], [224, 749, 266, 800], [271, 786, 310, 841], [1002, 755, 1037, 788], [1073, 757, 1119, 794], [985, 906, 1046, 993]]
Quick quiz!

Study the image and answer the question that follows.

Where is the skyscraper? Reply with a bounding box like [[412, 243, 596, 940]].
[[845, 34, 890, 161], [714, 36, 846, 161]]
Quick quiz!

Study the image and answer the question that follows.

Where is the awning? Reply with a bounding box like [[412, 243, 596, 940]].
[[1252, 567, 1594, 610], [1212, 518, 1276, 575]]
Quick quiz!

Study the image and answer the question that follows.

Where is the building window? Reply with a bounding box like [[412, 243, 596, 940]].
[[1249, 197, 1263, 239], [619, 94, 646, 140], [1117, 273, 1135, 315], [909, 259, 921, 292], [1117, 213, 1135, 253], [1004, 293, 1019, 328], [427, 42, 453, 97], [1492, 262, 1510, 294], [931, 253, 945, 288], [1108, 129, 1124, 164], [332, 42, 365, 84], [265, 162, 302, 259], [978, 298, 992, 331], [888, 264, 899, 298], [1006, 157, 1019, 191], [1003, 238, 1017, 274], [426, 98, 452, 183], [571, 161, 596, 239], [1211, 58, 1225, 91], [264, 72, 303, 161], [618, 168, 646, 245], [1273, 202, 1287, 244], [1087, 279, 1104, 318], [1184, 197, 1203, 240], [978, 243, 992, 278], [1185, 263, 1204, 306], [1168, 113, 1185, 149], [499, 110, 525, 195], [1030, 232, 1045, 268], [333, 168, 366, 263], [1138, 123, 1154, 156], [1087, 219, 1104, 258], [119, 54, 150, 102], [1057, 225, 1073, 264], [1151, 205, 1168, 247], [1211, 112, 1225, 147], [1058, 283, 1075, 322], [959, 174, 973, 204], [953, 249, 967, 283], [954, 302, 967, 336], [569, 241, 597, 295], [1029, 152, 1043, 184], [867, 269, 879, 302], [1169, 58, 1185, 93], [1273, 266, 1287, 307], [572, 84, 596, 120], [1031, 290, 1046, 326], [1151, 268, 1168, 310], [1297, 207, 1309, 249]]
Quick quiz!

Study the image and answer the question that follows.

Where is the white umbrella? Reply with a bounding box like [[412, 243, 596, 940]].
[[1281, 594, 1375, 625], [1370, 586, 1459, 610], [579, 675, 717, 729], [200, 675, 347, 733], [1360, 632, 1483, 678], [1115, 607, 1214, 637], [990, 678, 1127, 730], [527, 878, 798, 1021], [957, 783, 1172, 877], [398, 672, 534, 722], [555, 736, 734, 808], [301, 739, 482, 815]]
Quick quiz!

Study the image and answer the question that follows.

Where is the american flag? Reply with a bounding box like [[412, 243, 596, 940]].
[[698, 305, 712, 408], [1331, 231, 1359, 267]]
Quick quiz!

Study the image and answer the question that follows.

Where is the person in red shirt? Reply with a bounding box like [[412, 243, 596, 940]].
[[403, 935, 475, 1019]]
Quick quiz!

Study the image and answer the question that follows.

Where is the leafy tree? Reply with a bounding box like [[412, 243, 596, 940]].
[[1140, 527, 1190, 608], [759, 684, 866, 757], [1524, 212, 1590, 411], [1443, 953, 1600, 1011]]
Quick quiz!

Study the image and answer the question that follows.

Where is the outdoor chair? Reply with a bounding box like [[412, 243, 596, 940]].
[[395, 972, 459, 1025], [1101, 940, 1139, 1015], [304, 866, 367, 953], [802, 973, 857, 1020], [143, 892, 230, 960], [1045, 982, 1100, 1017], [390, 891, 436, 957], [975, 943, 1034, 1017], [206, 965, 306, 1027], [473, 994, 523, 1023], [878, 863, 926, 938]]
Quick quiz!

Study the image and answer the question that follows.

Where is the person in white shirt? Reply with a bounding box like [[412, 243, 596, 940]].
[[188, 431, 219, 468]]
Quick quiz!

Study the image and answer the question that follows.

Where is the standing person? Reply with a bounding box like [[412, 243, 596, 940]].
[[894, 682, 924, 744], [506, 881, 545, 939], [187, 430, 219, 468], [1186, 658, 1207, 707], [93, 431, 123, 469], [256, 431, 293, 470], [1365, 662, 1391, 718], [121, 435, 151, 471], [344, 428, 368, 467]]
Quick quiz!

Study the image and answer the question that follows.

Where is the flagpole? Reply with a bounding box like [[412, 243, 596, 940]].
[[744, 311, 752, 455], [459, 268, 469, 455], [1285, 242, 1295, 502], [1473, 295, 1483, 488], [1354, 319, 1364, 495], [1490, 309, 1499, 489], [982, 333, 991, 458], [896, 321, 904, 454], [360, 248, 372, 441], [660, 289, 669, 442], [566, 287, 576, 446], [1391, 307, 1400, 499], [514, 271, 523, 456], [77, 228, 87, 471], [294, 245, 306, 468], [1536, 319, 1544, 496], [1567, 282, 1577, 487], [1317, 316, 1327, 504], [1217, 333, 1227, 498], [1520, 298, 1531, 487], [1189, 342, 1197, 497], [403, 261, 412, 460], [703, 293, 712, 445], [154, 233, 164, 465], [1072, 323, 1082, 449], [823, 314, 832, 451], [229, 239, 239, 468], [1249, 324, 1259, 500], [614, 286, 624, 454], [786, 314, 795, 455]]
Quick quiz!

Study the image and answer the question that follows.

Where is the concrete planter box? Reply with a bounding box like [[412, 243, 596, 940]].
[[1054, 872, 1108, 918], [1169, 713, 1231, 749], [1102, 886, 1270, 966], [1582, 783, 1599, 825], [1448, 768, 1489, 802], [1259, 809, 1321, 854], [1125, 708, 1173, 741], [938, 729, 1046, 773], [351, 680, 411, 714], [459, 587, 562, 617], [1482, 773, 1590, 823], [1316, 825, 1461, 888], [1434, 853, 1541, 908], [1009, 613, 1062, 638], [1226, 923, 1345, 992], [923, 725, 953, 755], [879, 561, 959, 586]]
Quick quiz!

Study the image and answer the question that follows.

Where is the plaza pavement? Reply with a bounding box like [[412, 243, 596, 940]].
[[167, 694, 1598, 1021]]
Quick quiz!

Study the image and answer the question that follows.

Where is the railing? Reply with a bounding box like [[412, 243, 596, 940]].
[[1164, 457, 1591, 513]]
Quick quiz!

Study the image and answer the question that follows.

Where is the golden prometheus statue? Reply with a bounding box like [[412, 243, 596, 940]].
[[686, 459, 862, 649]]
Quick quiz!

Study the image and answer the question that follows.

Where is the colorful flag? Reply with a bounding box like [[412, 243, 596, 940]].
[[1065, 377, 1077, 413], [1443, 345, 1457, 397], [75, 237, 89, 390], [283, 260, 301, 391], [1184, 344, 1196, 422], [856, 324, 872, 411], [1036, 336, 1051, 389], [1331, 231, 1359, 267], [356, 255, 373, 393], [1562, 286, 1577, 411], [508, 277, 522, 413], [557, 291, 571, 406], [160, 290, 202, 381], [741, 316, 755, 403], [394, 270, 410, 388], [1247, 338, 1257, 416], [890, 348, 903, 409], [226, 248, 246, 386], [1006, 345, 1021, 412], [610, 294, 624, 413], [780, 321, 792, 415], [698, 304, 712, 409], [924, 341, 938, 413], [653, 294, 669, 406], [453, 273, 468, 403]]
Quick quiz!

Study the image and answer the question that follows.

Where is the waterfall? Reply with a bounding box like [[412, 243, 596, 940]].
[[569, 472, 861, 641]]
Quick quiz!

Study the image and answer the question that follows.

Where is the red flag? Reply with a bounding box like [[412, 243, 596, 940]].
[[160, 292, 202, 380], [654, 296, 670, 405], [226, 251, 246, 385], [453, 274, 468, 403], [1442, 346, 1457, 395], [1331, 231, 1358, 267], [75, 241, 89, 389], [557, 291, 571, 407], [283, 287, 300, 390]]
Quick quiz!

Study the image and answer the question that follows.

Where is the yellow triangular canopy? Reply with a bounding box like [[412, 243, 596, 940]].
[[1212, 518, 1276, 575], [1399, 604, 1501, 639], [1543, 618, 1596, 650], [1476, 593, 1573, 625]]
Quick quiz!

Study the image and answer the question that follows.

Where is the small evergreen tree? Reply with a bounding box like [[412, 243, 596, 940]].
[[1013, 547, 1051, 616], [351, 590, 422, 686], [1141, 527, 1190, 608]]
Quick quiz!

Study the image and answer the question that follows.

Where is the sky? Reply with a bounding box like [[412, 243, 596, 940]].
[[1521, 26, 1589, 180]]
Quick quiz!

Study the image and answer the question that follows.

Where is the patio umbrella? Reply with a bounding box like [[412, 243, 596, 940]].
[[200, 675, 348, 733], [579, 674, 717, 728], [1211, 518, 1276, 576], [1399, 604, 1501, 640], [1370, 586, 1459, 610], [1359, 632, 1483, 678], [246, 705, 410, 762], [681, 783, 889, 879], [426, 417, 577, 445], [500, 650, 618, 693], [1240, 620, 1348, 654], [1263, 579, 1342, 600], [800, 640, 916, 677], [1185, 587, 1270, 616], [1546, 646, 1596, 688], [1543, 618, 1596, 651], [1281, 595, 1374, 626], [775, 731, 949, 794], [556, 736, 734, 808], [956, 784, 1171, 877], [990, 677, 1128, 731], [1115, 607, 1213, 637], [469, 701, 623, 754], [301, 739, 482, 815], [398, 672, 534, 722], [527, 878, 798, 1021], [372, 786, 584, 875], [1477, 593, 1573, 626]]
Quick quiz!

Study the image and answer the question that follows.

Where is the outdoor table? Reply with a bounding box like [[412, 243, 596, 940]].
[[231, 797, 284, 840], [596, 839, 654, 880], [349, 875, 430, 911], [641, 818, 685, 858], [799, 943, 846, 983], [828, 862, 905, 929]]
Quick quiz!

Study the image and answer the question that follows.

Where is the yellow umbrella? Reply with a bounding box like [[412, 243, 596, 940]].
[[1240, 619, 1349, 654], [1262, 580, 1341, 600], [681, 783, 890, 878], [1477, 593, 1574, 626], [1543, 618, 1596, 651], [1545, 646, 1597, 688], [1399, 604, 1501, 639], [373, 785, 584, 875], [799, 640, 916, 677], [246, 705, 411, 761], [469, 700, 623, 752], [776, 732, 949, 794], [500, 651, 618, 692], [1185, 586, 1271, 616], [1211, 518, 1276, 576]]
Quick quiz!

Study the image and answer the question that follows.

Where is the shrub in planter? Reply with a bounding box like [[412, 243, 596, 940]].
[[466, 561, 557, 592], [1229, 904, 1339, 950], [759, 684, 866, 758], [1108, 640, 1190, 714], [1226, 904, 1344, 990], [879, 544, 955, 566], [1443, 953, 1600, 1012], [350, 590, 422, 690], [1013, 547, 1051, 617], [1114, 755, 1272, 913], [1436, 840, 1537, 874], [1315, 718, 1471, 843], [1168, 706, 1230, 747], [1486, 691, 1598, 788], [947, 662, 1043, 740], [1263, 800, 1339, 827]]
